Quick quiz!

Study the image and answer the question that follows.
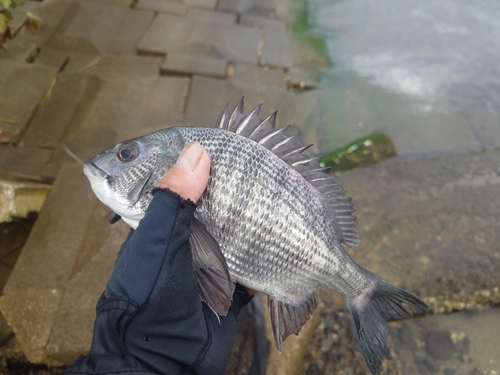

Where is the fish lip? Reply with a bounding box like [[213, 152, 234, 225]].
[[83, 161, 109, 180]]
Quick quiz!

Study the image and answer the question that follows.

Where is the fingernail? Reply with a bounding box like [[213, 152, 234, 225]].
[[175, 142, 203, 171]]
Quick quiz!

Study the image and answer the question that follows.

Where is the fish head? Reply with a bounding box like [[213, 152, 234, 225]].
[[83, 128, 185, 228]]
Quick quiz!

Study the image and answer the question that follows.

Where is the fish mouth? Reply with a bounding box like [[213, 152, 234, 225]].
[[83, 161, 109, 180]]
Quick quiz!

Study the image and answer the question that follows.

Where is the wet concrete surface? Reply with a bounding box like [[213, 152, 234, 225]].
[[390, 306, 500, 375], [304, 304, 500, 375]]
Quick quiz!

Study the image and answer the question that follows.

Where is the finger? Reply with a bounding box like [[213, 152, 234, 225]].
[[157, 142, 211, 202]]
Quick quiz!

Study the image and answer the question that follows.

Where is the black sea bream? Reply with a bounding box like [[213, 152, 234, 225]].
[[83, 99, 428, 374]]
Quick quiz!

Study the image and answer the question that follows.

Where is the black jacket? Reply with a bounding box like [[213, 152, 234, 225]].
[[66, 189, 251, 375]]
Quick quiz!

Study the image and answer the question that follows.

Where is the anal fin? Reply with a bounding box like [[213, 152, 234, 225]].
[[189, 217, 234, 316], [268, 293, 318, 351]]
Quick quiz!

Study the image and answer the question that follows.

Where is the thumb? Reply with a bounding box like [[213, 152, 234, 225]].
[[157, 142, 210, 202]]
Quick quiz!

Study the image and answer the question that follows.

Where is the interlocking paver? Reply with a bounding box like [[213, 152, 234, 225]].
[[135, 0, 188, 16], [0, 164, 103, 364], [0, 60, 58, 141], [239, 14, 283, 30], [217, 0, 282, 18], [260, 28, 291, 68], [22, 73, 91, 149], [33, 48, 101, 74], [185, 64, 295, 127], [138, 13, 259, 74], [52, 67, 188, 162], [186, 8, 236, 24], [0, 39, 38, 62], [185, 0, 217, 10], [161, 45, 227, 77], [44, 214, 129, 365], [44, 2, 154, 56], [0, 146, 53, 181]]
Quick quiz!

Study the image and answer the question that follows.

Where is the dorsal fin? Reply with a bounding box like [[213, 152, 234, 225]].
[[216, 100, 361, 248], [215, 104, 230, 130]]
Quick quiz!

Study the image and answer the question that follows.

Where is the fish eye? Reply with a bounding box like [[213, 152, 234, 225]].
[[117, 142, 139, 162]]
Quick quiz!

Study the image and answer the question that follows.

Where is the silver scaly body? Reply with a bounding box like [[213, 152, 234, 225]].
[[177, 127, 369, 303]]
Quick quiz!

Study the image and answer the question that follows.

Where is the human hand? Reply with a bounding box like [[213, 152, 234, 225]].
[[157, 142, 211, 202]]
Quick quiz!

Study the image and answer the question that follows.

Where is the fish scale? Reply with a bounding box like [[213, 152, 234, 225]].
[[171, 127, 366, 304], [83, 99, 429, 374]]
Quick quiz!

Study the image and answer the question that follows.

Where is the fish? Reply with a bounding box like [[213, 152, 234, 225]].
[[83, 99, 428, 374]]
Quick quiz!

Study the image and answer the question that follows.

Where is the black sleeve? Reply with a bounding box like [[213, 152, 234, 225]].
[[66, 189, 252, 375]]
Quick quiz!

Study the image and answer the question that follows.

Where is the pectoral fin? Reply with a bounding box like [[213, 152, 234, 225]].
[[189, 217, 234, 316], [268, 293, 318, 351]]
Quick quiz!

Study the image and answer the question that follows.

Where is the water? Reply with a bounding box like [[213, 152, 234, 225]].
[[305, 0, 500, 158]]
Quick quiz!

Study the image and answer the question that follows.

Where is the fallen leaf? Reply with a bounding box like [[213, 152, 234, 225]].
[[24, 11, 42, 30]]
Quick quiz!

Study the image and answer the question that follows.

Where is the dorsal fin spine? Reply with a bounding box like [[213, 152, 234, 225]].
[[236, 103, 262, 135], [291, 157, 320, 167], [215, 100, 361, 248], [258, 125, 291, 145], [249, 111, 277, 140], [271, 133, 301, 151]]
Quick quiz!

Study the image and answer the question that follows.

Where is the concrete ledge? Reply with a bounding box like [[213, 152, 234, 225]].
[[0, 179, 51, 223]]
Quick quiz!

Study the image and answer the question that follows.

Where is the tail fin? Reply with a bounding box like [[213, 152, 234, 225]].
[[346, 274, 429, 374]]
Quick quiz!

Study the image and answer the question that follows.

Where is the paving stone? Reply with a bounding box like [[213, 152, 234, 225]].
[[2, 164, 99, 293], [0, 179, 51, 223], [54, 72, 188, 162], [14, 0, 76, 48], [0, 38, 38, 62], [0, 60, 58, 141], [45, 2, 155, 56], [5, 1, 41, 34], [135, 0, 188, 16], [260, 28, 291, 68], [138, 13, 259, 67], [217, 0, 282, 18], [77, 0, 132, 6], [33, 48, 101, 73], [23, 55, 179, 176], [93, 55, 162, 80], [185, 64, 296, 128], [0, 146, 53, 181], [41, 147, 78, 181], [324, 148, 500, 313], [161, 45, 227, 77], [45, 216, 129, 365], [217, 0, 254, 14], [136, 0, 218, 15], [22, 72, 91, 149], [0, 164, 103, 363], [185, 0, 218, 10], [239, 14, 283, 30], [0, 289, 64, 363], [186, 8, 236, 24]]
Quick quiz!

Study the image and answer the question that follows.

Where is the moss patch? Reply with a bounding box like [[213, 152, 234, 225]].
[[320, 133, 396, 171]]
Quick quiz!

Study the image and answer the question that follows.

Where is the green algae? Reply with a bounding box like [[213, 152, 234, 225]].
[[320, 133, 396, 171], [286, 0, 331, 69]]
